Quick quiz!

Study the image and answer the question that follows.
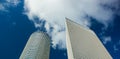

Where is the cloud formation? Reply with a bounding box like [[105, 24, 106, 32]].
[[6, 0, 20, 6], [102, 36, 111, 44], [0, 4, 5, 11], [0, 0, 20, 12], [24, 0, 118, 49]]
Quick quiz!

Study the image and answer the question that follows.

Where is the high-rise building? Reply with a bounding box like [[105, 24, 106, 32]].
[[19, 31, 50, 59], [20, 18, 112, 59], [65, 18, 112, 59]]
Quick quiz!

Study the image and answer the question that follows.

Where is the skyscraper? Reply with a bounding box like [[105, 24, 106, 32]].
[[20, 31, 50, 59], [66, 18, 112, 59]]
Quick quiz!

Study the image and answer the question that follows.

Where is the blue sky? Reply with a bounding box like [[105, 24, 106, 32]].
[[0, 0, 120, 59]]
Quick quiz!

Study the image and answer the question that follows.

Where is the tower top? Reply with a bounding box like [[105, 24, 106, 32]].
[[20, 31, 50, 59]]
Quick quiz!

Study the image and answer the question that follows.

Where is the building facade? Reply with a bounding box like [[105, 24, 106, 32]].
[[66, 18, 112, 59], [20, 32, 50, 59]]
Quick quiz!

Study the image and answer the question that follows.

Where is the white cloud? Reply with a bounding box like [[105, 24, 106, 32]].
[[113, 40, 120, 51], [6, 0, 20, 6], [102, 36, 111, 44], [24, 0, 117, 49], [52, 31, 66, 49], [0, 4, 5, 11], [113, 45, 119, 51], [0, 0, 20, 12]]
